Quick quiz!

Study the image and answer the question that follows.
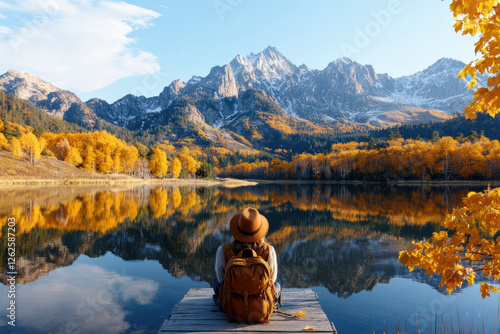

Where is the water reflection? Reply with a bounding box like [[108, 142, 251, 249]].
[[1, 184, 476, 294], [9, 263, 159, 333]]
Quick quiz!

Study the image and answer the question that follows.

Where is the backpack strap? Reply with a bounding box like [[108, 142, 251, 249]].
[[223, 243, 270, 263], [223, 243, 235, 264], [256, 244, 270, 262]]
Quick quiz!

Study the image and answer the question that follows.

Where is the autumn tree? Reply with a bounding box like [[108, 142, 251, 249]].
[[66, 147, 83, 166], [82, 145, 96, 172], [400, 188, 500, 297], [453, 0, 500, 119], [135, 159, 151, 179], [177, 153, 199, 176], [122, 146, 139, 175], [171, 157, 182, 178], [0, 133, 8, 150], [55, 138, 70, 160], [20, 132, 42, 166], [399, 0, 500, 298], [150, 148, 168, 178], [11, 137, 21, 160]]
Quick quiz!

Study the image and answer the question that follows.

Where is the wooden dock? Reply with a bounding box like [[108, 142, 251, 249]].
[[158, 288, 337, 334]]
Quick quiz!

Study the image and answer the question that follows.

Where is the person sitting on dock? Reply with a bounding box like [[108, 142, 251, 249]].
[[213, 207, 281, 323]]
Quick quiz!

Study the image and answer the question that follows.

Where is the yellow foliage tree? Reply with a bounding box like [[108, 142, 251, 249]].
[[82, 145, 96, 172], [20, 132, 41, 166], [185, 155, 199, 174], [399, 0, 500, 298], [0, 133, 8, 150], [11, 137, 21, 160], [400, 188, 500, 297], [171, 157, 182, 178], [122, 146, 139, 175], [66, 147, 83, 166], [450, 0, 500, 119], [176, 153, 199, 176], [150, 148, 168, 178]]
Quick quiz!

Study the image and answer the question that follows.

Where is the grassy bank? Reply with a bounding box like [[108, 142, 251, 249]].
[[0, 152, 256, 187], [2, 152, 496, 188]]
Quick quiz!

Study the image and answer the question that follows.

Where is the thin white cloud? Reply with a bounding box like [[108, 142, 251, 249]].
[[0, 0, 161, 93], [0, 26, 10, 34], [0, 264, 159, 333], [0, 13, 6, 18]]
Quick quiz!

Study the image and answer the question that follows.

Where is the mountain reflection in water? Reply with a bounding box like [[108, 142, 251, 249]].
[[0, 184, 476, 297]]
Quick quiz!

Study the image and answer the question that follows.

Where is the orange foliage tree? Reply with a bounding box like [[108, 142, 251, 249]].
[[400, 0, 500, 298], [11, 137, 21, 160], [0, 133, 8, 150], [150, 148, 168, 178], [20, 132, 43, 166], [42, 131, 139, 175], [220, 137, 500, 181], [452, 0, 500, 119], [171, 157, 182, 178]]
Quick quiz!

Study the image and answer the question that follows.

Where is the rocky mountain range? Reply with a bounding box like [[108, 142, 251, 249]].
[[0, 69, 101, 127], [0, 47, 487, 148]]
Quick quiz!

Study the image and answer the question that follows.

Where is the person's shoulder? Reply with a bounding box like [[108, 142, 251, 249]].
[[268, 244, 276, 253], [217, 243, 231, 253]]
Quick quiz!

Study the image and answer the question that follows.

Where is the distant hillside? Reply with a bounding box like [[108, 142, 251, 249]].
[[371, 113, 500, 141], [0, 91, 85, 134], [0, 91, 149, 145]]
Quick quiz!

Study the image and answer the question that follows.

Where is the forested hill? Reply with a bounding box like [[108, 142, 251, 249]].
[[0, 91, 153, 145], [370, 113, 500, 142], [0, 91, 85, 135], [3, 88, 500, 160]]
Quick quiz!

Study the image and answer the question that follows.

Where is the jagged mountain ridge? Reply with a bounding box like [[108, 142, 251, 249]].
[[0, 69, 101, 127], [87, 47, 481, 127], [0, 48, 484, 149]]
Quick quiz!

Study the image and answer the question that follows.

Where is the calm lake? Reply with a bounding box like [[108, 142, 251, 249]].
[[1, 183, 499, 334]]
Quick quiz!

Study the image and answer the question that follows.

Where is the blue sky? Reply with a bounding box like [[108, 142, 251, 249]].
[[0, 0, 477, 103]]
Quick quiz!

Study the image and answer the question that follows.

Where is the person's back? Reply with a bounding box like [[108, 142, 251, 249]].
[[213, 208, 281, 323]]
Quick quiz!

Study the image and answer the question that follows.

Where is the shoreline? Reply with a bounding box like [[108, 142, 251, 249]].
[[0, 176, 258, 187], [0, 175, 496, 188], [243, 179, 499, 187]]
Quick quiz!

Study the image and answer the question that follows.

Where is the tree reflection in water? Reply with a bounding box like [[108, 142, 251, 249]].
[[0, 184, 478, 295]]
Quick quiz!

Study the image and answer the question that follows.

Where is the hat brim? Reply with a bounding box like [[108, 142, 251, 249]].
[[230, 212, 269, 243]]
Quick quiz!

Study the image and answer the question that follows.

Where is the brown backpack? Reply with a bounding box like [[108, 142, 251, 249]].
[[219, 243, 276, 324]]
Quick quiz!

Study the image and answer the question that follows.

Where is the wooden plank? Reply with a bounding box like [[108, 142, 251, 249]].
[[179, 297, 319, 304], [167, 312, 330, 321], [184, 288, 317, 298], [161, 323, 333, 332], [160, 317, 333, 332], [159, 288, 335, 333], [172, 302, 321, 309], [164, 332, 327, 334]]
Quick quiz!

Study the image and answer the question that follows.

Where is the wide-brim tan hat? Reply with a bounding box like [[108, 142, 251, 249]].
[[230, 207, 269, 243]]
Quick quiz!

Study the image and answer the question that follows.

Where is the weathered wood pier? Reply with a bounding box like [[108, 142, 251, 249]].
[[159, 288, 337, 334]]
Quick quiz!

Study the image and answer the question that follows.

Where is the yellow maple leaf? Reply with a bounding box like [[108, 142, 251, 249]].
[[304, 325, 316, 331], [294, 311, 307, 318]]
